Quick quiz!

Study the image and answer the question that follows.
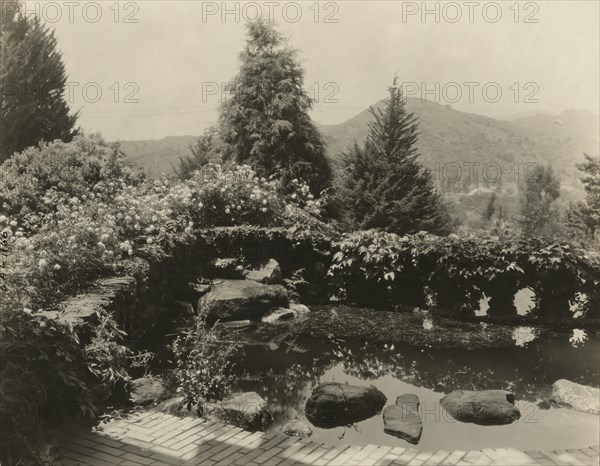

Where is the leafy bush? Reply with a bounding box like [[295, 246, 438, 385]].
[[0, 305, 147, 463], [476, 238, 525, 317], [329, 229, 600, 318], [328, 229, 425, 307], [413, 234, 485, 314], [521, 239, 600, 318], [172, 311, 238, 407], [0, 310, 92, 452]]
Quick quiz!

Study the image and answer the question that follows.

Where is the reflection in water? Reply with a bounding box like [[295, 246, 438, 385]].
[[512, 326, 538, 347], [570, 329, 588, 346], [230, 305, 599, 451], [477, 296, 490, 317]]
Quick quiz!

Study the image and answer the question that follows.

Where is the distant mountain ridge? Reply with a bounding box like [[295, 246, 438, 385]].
[[118, 135, 197, 177], [319, 100, 598, 193], [117, 100, 599, 201]]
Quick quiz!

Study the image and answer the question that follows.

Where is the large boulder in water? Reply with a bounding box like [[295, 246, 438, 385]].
[[383, 394, 423, 444], [217, 392, 273, 431], [305, 382, 387, 427], [551, 379, 600, 414], [198, 279, 289, 322], [441, 390, 520, 425]]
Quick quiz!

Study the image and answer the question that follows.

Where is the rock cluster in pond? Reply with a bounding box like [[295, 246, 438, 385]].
[[246, 259, 283, 285], [305, 382, 387, 427], [155, 396, 200, 418], [199, 279, 289, 322], [262, 308, 295, 323], [383, 394, 423, 444], [216, 392, 273, 431], [281, 419, 313, 437], [262, 303, 311, 324], [129, 376, 167, 405], [217, 319, 252, 330], [551, 379, 600, 414], [441, 389, 520, 425]]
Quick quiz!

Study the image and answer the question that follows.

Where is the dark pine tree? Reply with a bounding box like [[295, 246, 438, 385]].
[[174, 126, 226, 180], [1, 0, 78, 163], [342, 78, 451, 235], [566, 153, 600, 240], [219, 19, 332, 195], [519, 164, 561, 236]]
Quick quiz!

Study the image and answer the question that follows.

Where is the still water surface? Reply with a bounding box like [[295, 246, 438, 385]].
[[230, 305, 600, 451]]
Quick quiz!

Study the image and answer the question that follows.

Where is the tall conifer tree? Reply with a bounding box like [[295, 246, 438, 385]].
[[219, 19, 332, 195], [1, 0, 78, 163], [342, 79, 450, 234]]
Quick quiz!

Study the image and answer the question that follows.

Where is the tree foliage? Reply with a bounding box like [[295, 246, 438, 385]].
[[0, 0, 78, 162], [219, 19, 332, 195], [340, 79, 451, 235], [174, 126, 226, 180], [566, 154, 600, 241], [519, 164, 561, 236]]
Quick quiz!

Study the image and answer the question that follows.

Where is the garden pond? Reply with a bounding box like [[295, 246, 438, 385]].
[[225, 305, 600, 452]]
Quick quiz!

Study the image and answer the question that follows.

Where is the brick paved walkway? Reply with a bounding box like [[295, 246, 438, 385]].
[[58, 411, 600, 466]]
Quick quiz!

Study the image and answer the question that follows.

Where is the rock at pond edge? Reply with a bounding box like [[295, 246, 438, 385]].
[[281, 419, 313, 437], [129, 376, 167, 406], [551, 379, 600, 414], [216, 392, 273, 431], [305, 382, 387, 428], [199, 279, 289, 322], [440, 389, 520, 425]]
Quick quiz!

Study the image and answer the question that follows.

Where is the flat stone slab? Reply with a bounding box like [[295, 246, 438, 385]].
[[246, 259, 282, 284], [552, 379, 600, 414], [39, 276, 135, 325], [383, 394, 423, 444]]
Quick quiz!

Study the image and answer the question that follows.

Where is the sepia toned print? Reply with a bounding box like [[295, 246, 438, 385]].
[[0, 1, 599, 465]]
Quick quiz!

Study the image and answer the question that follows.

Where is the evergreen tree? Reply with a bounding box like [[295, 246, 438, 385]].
[[219, 19, 332, 195], [0, 0, 78, 163], [341, 79, 451, 235], [519, 164, 561, 236], [566, 153, 600, 239], [482, 192, 497, 223], [174, 126, 225, 179]]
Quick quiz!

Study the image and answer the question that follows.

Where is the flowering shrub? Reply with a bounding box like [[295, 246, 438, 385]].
[[190, 164, 282, 227], [1, 145, 330, 310], [0, 135, 145, 232]]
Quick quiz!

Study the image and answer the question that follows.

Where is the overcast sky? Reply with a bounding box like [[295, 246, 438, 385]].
[[31, 0, 600, 140]]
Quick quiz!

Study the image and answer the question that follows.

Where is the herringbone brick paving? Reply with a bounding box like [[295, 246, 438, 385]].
[[58, 411, 600, 465]]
